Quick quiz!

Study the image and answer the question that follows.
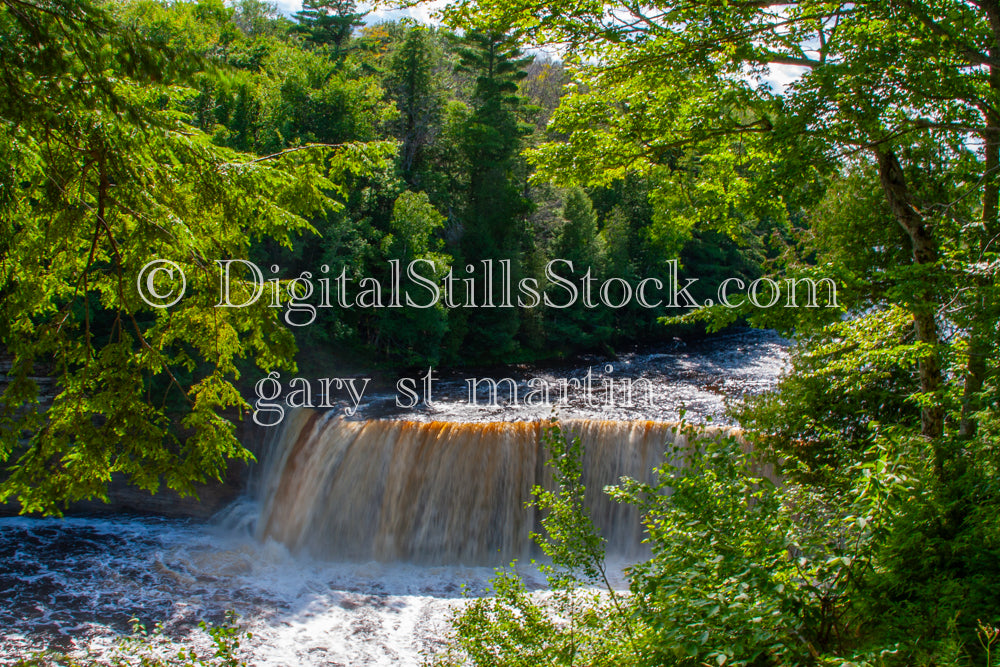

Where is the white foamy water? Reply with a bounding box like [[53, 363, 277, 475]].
[[0, 514, 551, 665], [0, 329, 789, 664]]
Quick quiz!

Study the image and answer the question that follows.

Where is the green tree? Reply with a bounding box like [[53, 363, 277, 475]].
[[452, 29, 535, 361], [456, 29, 533, 259], [386, 25, 445, 182], [440, 0, 1000, 659], [292, 0, 364, 54], [552, 187, 600, 266], [0, 0, 392, 512], [521, 56, 569, 132], [375, 190, 452, 365], [444, 0, 998, 454], [546, 187, 612, 352], [231, 0, 285, 38]]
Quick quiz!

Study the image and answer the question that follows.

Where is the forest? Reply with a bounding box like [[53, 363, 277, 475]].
[[1, 0, 998, 665]]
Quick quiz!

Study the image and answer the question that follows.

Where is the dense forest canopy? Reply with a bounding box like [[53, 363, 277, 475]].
[[1, 0, 998, 664]]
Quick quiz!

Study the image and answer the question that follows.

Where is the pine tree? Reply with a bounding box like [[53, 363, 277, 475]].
[[548, 187, 611, 352], [452, 29, 535, 360], [387, 26, 443, 181], [292, 0, 363, 53], [456, 30, 534, 259]]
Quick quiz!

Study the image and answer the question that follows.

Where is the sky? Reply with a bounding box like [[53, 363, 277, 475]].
[[272, 0, 445, 25], [269, 0, 807, 92]]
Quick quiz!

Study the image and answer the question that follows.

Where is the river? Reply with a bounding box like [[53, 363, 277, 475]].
[[0, 328, 788, 666]]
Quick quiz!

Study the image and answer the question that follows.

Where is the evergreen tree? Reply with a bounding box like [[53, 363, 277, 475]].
[[0, 0, 392, 512], [374, 191, 452, 364], [452, 30, 534, 360], [547, 187, 611, 352], [292, 0, 363, 54], [456, 29, 533, 261], [387, 26, 443, 182], [553, 187, 600, 266]]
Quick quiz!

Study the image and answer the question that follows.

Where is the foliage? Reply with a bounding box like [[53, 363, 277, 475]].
[[4, 0, 999, 664], [374, 190, 452, 364], [451, 28, 536, 361], [531, 423, 615, 589], [63, 0, 774, 373], [292, 0, 364, 54], [441, 0, 999, 439], [418, 3, 1000, 659], [437, 419, 1000, 666], [545, 188, 613, 353], [0, 0, 393, 512], [432, 568, 631, 667], [386, 24, 445, 181], [431, 423, 640, 667]]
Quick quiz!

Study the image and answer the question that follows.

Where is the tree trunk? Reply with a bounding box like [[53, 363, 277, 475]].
[[959, 110, 997, 439], [875, 148, 945, 442], [960, 7, 1000, 438]]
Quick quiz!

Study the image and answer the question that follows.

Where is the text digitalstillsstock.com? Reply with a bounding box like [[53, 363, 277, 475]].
[[137, 258, 839, 322], [135, 257, 837, 426]]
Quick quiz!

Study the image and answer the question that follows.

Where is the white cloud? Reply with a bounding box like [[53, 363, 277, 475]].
[[270, 0, 446, 23], [272, 0, 302, 16]]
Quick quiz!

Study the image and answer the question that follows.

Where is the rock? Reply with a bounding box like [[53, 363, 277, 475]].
[[0, 414, 268, 519]]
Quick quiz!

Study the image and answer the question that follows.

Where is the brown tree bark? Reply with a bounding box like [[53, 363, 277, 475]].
[[959, 109, 998, 439], [959, 3, 1000, 438], [875, 148, 945, 441]]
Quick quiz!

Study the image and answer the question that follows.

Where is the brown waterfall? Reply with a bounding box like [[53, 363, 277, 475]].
[[251, 411, 742, 564]]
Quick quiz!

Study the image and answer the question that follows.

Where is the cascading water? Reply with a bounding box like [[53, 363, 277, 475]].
[[0, 330, 787, 665], [249, 410, 743, 564]]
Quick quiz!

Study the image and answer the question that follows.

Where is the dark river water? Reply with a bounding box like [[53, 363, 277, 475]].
[[0, 328, 788, 666], [356, 327, 789, 422]]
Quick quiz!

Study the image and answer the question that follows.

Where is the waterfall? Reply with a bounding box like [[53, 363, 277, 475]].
[[250, 411, 743, 564]]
